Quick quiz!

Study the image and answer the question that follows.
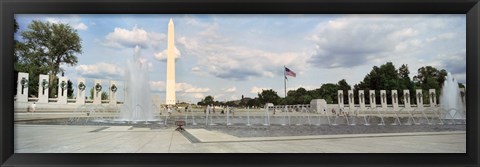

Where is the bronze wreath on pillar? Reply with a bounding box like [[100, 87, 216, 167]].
[[20, 77, 29, 87], [111, 84, 117, 93], [95, 83, 102, 93], [78, 82, 86, 91], [41, 79, 49, 90], [60, 81, 67, 89]]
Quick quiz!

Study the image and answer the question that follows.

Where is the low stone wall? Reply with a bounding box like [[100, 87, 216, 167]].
[[14, 102, 123, 113]]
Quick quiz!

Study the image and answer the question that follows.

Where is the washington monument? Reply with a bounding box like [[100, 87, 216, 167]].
[[166, 18, 176, 105]]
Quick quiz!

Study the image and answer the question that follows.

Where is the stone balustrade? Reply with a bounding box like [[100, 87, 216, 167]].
[[14, 72, 120, 106], [337, 89, 466, 110]]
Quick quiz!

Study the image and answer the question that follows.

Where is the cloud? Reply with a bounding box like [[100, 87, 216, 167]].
[[154, 46, 181, 62], [224, 87, 236, 92], [150, 81, 166, 93], [150, 81, 210, 94], [435, 50, 466, 75], [425, 32, 456, 43], [45, 15, 88, 31], [176, 83, 210, 93], [102, 25, 166, 49], [250, 86, 270, 94], [73, 23, 88, 30], [191, 67, 201, 72], [308, 15, 460, 69], [75, 62, 125, 80], [193, 93, 205, 99], [176, 20, 309, 81]]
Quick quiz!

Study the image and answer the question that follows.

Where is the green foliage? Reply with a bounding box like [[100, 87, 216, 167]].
[[413, 67, 447, 90], [196, 63, 462, 106], [89, 87, 94, 100], [14, 19, 19, 33], [14, 41, 50, 97], [247, 98, 260, 107], [337, 79, 351, 104], [354, 62, 412, 104], [67, 80, 74, 98], [225, 101, 236, 106], [89, 87, 109, 100], [412, 66, 447, 104], [317, 83, 339, 104], [101, 91, 109, 100], [258, 89, 280, 105], [197, 95, 214, 106], [17, 20, 82, 98]]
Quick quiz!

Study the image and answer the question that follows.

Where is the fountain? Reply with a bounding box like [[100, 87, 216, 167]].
[[246, 107, 251, 126], [226, 106, 232, 126], [119, 46, 155, 121], [440, 72, 464, 119], [263, 104, 271, 126]]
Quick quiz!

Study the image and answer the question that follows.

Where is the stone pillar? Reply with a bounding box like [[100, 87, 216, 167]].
[[310, 99, 327, 113], [16, 72, 29, 102], [429, 89, 436, 107], [76, 78, 86, 104], [391, 90, 399, 109], [337, 90, 344, 108], [459, 88, 466, 105], [416, 89, 423, 108], [403, 90, 411, 109], [348, 90, 354, 109], [109, 80, 117, 105], [380, 90, 387, 109], [57, 77, 68, 104], [37, 74, 49, 104], [358, 90, 365, 109], [369, 90, 376, 109], [93, 79, 102, 104]]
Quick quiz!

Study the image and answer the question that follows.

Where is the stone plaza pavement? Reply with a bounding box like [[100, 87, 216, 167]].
[[14, 124, 466, 153]]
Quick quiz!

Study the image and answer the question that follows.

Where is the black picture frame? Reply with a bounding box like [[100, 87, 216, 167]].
[[1, 0, 479, 166]]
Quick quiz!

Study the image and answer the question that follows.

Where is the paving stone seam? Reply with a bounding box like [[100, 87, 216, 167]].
[[179, 130, 202, 143], [192, 131, 466, 143]]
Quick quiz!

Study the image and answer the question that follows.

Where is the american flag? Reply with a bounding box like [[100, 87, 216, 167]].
[[285, 67, 296, 77]]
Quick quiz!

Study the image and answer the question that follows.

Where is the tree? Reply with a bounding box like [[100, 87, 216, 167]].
[[413, 66, 447, 89], [356, 62, 402, 104], [307, 88, 322, 100], [89, 88, 94, 100], [89, 87, 109, 100], [337, 79, 351, 104], [285, 89, 298, 105], [397, 64, 415, 104], [203, 96, 214, 105], [101, 92, 109, 100], [14, 19, 19, 33], [413, 66, 447, 104], [67, 80, 74, 99], [19, 20, 82, 98], [357, 62, 399, 90], [318, 83, 338, 104], [247, 98, 260, 107], [302, 94, 313, 104], [258, 89, 280, 105], [15, 38, 50, 97], [226, 101, 236, 107]]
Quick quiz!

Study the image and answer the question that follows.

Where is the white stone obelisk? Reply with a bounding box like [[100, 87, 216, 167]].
[[166, 18, 176, 105]]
